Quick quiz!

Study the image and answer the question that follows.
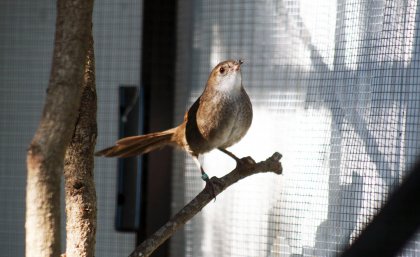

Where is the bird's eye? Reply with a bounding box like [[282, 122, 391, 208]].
[[219, 67, 225, 74]]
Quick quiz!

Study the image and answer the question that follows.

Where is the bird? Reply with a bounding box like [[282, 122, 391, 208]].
[[95, 59, 253, 188]]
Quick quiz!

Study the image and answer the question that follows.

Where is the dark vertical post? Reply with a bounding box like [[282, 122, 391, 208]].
[[115, 86, 143, 232], [140, 1, 177, 257]]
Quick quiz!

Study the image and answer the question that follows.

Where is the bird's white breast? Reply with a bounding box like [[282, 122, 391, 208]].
[[217, 72, 242, 95]]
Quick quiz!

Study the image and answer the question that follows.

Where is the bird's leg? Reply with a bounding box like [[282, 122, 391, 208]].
[[218, 148, 241, 162], [192, 155, 216, 199], [218, 148, 255, 167]]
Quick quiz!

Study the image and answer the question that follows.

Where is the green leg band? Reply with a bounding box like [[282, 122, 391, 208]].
[[201, 173, 209, 181]]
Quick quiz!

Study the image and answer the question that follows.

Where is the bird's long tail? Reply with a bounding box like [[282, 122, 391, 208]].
[[95, 128, 177, 158]]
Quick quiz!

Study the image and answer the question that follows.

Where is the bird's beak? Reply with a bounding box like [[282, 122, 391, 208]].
[[234, 60, 243, 71]]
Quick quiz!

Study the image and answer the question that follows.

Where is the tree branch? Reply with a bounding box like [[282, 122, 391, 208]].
[[129, 152, 283, 257], [64, 31, 97, 257], [25, 0, 94, 256]]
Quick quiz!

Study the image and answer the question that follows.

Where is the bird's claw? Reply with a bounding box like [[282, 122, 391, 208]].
[[236, 156, 255, 168], [205, 179, 217, 201], [202, 175, 224, 201]]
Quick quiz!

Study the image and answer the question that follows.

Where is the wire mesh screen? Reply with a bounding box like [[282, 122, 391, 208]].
[[93, 0, 142, 255], [0, 0, 141, 256], [171, 0, 420, 256]]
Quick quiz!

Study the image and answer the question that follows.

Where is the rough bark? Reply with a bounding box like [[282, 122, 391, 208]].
[[25, 0, 94, 256], [129, 152, 283, 257], [64, 32, 97, 257]]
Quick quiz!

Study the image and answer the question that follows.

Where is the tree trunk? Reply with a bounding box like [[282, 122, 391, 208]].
[[64, 32, 97, 257], [25, 0, 94, 256]]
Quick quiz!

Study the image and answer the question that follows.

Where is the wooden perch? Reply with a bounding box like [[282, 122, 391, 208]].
[[129, 152, 283, 257]]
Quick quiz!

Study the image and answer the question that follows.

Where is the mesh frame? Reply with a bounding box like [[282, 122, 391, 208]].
[[171, 1, 420, 256]]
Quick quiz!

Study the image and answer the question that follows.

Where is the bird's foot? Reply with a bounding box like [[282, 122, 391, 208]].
[[235, 156, 256, 170], [218, 148, 255, 169], [201, 172, 222, 200], [205, 178, 217, 201]]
